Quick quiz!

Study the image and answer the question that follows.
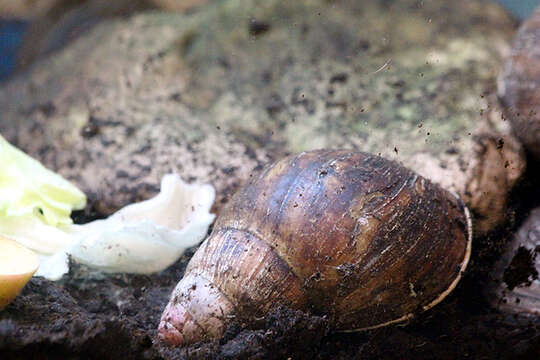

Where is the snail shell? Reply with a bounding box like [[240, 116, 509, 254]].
[[158, 150, 472, 346]]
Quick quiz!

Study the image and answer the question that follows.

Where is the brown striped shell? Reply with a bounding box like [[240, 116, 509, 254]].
[[158, 150, 472, 346]]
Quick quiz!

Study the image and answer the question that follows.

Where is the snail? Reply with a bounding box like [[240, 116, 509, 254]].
[[158, 149, 472, 346]]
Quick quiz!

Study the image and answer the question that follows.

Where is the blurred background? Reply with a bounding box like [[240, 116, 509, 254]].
[[495, 0, 540, 19], [496, 0, 539, 18], [0, 0, 539, 82]]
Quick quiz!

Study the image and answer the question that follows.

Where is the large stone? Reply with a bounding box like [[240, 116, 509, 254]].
[[13, 1, 211, 72], [0, 0, 524, 234], [149, 0, 210, 12], [0, 0, 207, 20], [499, 5, 540, 159], [15, 0, 153, 70], [0, 0, 59, 19]]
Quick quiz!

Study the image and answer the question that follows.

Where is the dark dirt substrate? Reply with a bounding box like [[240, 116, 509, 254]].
[[1, 154, 540, 360]]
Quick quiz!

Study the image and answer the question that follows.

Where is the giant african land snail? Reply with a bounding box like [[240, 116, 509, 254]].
[[159, 149, 472, 346]]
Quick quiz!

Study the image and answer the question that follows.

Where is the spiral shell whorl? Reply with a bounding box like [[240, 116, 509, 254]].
[[159, 150, 472, 345]]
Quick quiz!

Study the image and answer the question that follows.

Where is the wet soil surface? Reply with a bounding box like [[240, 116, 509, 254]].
[[1, 156, 540, 360]]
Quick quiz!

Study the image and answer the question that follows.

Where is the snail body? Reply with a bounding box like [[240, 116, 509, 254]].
[[159, 150, 472, 346]]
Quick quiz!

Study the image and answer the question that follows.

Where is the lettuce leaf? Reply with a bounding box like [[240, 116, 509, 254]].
[[0, 135, 86, 226], [0, 135, 215, 281]]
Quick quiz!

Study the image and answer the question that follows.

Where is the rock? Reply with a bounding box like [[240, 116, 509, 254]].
[[0, 0, 524, 234], [10, 1, 209, 71], [0, 0, 59, 19], [490, 207, 540, 317], [16, 0, 154, 70], [149, 0, 210, 12], [499, 5, 540, 159], [0, 0, 208, 20]]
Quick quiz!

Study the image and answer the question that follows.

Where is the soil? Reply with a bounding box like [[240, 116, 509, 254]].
[[1, 154, 540, 360]]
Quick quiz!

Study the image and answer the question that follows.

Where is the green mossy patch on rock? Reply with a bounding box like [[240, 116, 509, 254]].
[[0, 0, 524, 232], [0, 0, 524, 233]]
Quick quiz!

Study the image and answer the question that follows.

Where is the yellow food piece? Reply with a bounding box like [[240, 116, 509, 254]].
[[0, 236, 40, 310], [0, 134, 86, 227]]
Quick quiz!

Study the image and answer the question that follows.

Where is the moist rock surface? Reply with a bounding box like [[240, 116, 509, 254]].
[[499, 5, 540, 160], [0, 0, 524, 232]]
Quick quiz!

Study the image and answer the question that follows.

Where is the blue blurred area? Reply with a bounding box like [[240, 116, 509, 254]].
[[0, 1, 538, 83], [0, 20, 27, 81], [495, 0, 539, 19]]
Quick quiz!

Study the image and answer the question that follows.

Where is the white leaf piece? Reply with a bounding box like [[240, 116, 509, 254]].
[[1, 174, 215, 280], [0, 136, 214, 279], [67, 174, 216, 274]]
